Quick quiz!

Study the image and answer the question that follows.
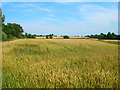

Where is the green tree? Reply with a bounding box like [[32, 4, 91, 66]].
[[27, 34, 35, 38], [111, 33, 117, 39], [49, 36, 52, 39], [51, 33, 54, 36], [98, 33, 106, 39], [106, 32, 112, 39], [2, 15, 5, 23], [46, 35, 48, 39], [7, 34, 15, 40], [25, 33, 28, 37], [49, 34, 53, 39], [2, 31, 7, 41], [2, 23, 24, 38], [63, 35, 69, 39]]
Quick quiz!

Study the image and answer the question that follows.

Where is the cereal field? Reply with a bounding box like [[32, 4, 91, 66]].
[[2, 39, 118, 88]]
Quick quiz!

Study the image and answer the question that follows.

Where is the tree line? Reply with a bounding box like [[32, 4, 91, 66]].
[[86, 32, 120, 40]]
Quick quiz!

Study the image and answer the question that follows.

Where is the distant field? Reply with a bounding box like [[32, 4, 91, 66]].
[[102, 40, 119, 42], [36, 36, 88, 39], [36, 36, 46, 39], [2, 39, 118, 88]]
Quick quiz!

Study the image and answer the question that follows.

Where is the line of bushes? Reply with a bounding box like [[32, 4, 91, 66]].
[[45, 34, 69, 39], [86, 32, 120, 40], [46, 34, 54, 39]]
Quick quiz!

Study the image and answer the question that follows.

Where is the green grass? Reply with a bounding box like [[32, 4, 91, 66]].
[[97, 40, 120, 45], [2, 39, 118, 88]]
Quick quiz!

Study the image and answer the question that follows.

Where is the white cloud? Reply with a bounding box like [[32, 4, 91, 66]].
[[44, 8, 51, 12], [43, 17, 56, 21], [79, 4, 109, 12], [76, 4, 118, 33], [27, 4, 51, 12], [4, 3, 51, 12], [23, 3, 51, 12], [86, 11, 117, 27]]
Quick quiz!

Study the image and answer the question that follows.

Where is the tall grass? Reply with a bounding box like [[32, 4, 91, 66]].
[[2, 39, 118, 88]]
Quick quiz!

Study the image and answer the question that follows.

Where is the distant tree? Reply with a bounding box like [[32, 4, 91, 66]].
[[98, 33, 106, 39], [63, 35, 69, 39], [33, 34, 37, 36], [46, 35, 48, 39], [88, 32, 119, 40], [48, 34, 53, 39], [90, 35, 93, 38], [51, 33, 54, 36], [98, 35, 104, 39], [27, 34, 31, 38], [86, 35, 90, 37], [117, 35, 120, 39], [32, 35, 36, 38], [49, 36, 52, 39], [106, 32, 111, 39], [25, 33, 28, 36], [26, 34, 35, 38], [111, 33, 117, 39], [94, 34, 98, 38]]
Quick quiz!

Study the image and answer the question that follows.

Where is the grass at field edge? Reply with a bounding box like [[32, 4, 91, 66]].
[[97, 40, 120, 45]]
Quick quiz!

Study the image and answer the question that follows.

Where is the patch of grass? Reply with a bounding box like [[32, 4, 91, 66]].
[[2, 39, 118, 88], [97, 40, 120, 45]]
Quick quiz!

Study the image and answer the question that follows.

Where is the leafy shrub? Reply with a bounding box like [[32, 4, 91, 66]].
[[7, 34, 16, 40], [46, 35, 48, 39], [63, 35, 69, 39], [27, 34, 36, 39], [17, 34, 25, 39], [2, 31, 7, 41], [49, 36, 53, 39]]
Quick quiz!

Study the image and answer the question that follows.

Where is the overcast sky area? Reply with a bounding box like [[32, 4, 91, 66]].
[[2, 2, 118, 36]]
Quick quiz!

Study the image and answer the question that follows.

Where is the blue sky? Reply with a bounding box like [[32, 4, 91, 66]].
[[2, 2, 118, 36]]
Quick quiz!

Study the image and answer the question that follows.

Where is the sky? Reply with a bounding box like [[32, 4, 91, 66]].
[[1, 2, 118, 36], [1, 0, 119, 2]]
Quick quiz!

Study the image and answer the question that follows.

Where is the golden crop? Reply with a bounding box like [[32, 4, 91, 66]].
[[2, 39, 118, 88]]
